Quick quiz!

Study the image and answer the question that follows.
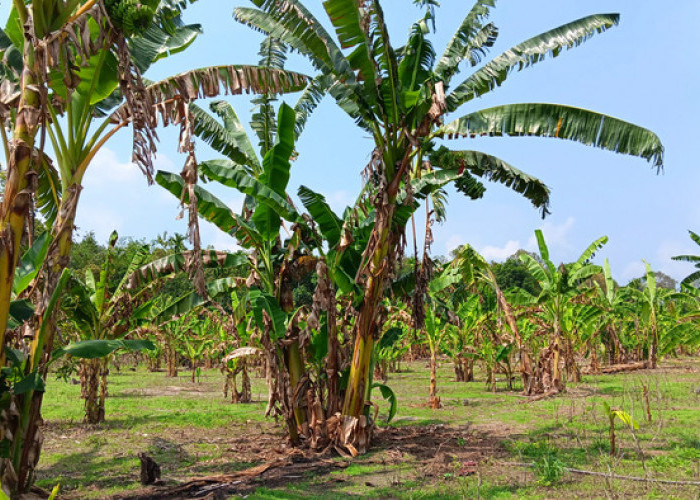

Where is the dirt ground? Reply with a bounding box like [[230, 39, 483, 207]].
[[111, 424, 506, 499]]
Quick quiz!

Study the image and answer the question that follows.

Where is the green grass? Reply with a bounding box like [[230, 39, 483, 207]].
[[34, 357, 700, 498]]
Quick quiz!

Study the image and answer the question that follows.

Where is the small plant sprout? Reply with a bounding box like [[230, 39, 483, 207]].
[[603, 402, 640, 456]]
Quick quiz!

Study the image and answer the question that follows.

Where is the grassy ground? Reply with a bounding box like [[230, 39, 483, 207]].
[[35, 357, 700, 499]]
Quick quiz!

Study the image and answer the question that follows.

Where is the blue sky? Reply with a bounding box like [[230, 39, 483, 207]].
[[3, 1, 699, 284]]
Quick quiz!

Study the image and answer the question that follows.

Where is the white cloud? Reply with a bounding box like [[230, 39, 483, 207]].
[[445, 234, 465, 254], [82, 147, 141, 186], [479, 240, 521, 262], [527, 217, 576, 253]]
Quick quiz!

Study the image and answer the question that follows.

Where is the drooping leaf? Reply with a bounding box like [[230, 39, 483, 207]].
[[189, 102, 258, 169], [110, 65, 309, 124], [7, 300, 33, 330], [207, 277, 241, 297], [248, 290, 287, 340], [156, 170, 263, 247], [223, 347, 261, 362], [200, 159, 301, 223], [446, 14, 620, 110], [13, 372, 45, 395], [13, 232, 51, 296], [439, 103, 664, 169], [438, 150, 551, 217], [298, 185, 343, 249], [435, 0, 497, 82], [53, 339, 156, 360], [293, 73, 333, 137], [378, 326, 403, 351], [371, 382, 397, 423], [153, 292, 206, 323], [128, 249, 249, 289], [429, 265, 462, 294], [35, 152, 61, 227], [130, 21, 202, 73]]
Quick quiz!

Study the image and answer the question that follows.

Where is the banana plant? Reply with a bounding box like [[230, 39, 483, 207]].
[[658, 285, 700, 357], [60, 231, 156, 423], [0, 3, 307, 491], [622, 262, 691, 368], [602, 402, 639, 456], [518, 230, 608, 392], [593, 259, 628, 366], [157, 95, 318, 443], [455, 244, 537, 394], [236, 1, 663, 452], [373, 325, 408, 383], [561, 300, 601, 381], [0, 0, 201, 359], [448, 295, 482, 382], [424, 306, 451, 408], [218, 290, 258, 404], [173, 316, 212, 384]]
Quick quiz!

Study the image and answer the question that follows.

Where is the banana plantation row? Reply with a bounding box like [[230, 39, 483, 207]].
[[0, 0, 688, 497]]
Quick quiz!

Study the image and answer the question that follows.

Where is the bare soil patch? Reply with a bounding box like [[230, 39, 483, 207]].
[[112, 424, 507, 499]]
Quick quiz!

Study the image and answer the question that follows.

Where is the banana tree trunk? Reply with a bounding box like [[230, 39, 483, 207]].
[[454, 355, 465, 382], [5, 185, 81, 494], [80, 358, 108, 424], [325, 285, 340, 417], [551, 318, 564, 392], [342, 202, 397, 419], [648, 323, 658, 369], [493, 284, 535, 394], [428, 343, 440, 409], [166, 341, 178, 377], [465, 357, 474, 382], [589, 340, 599, 374], [285, 341, 306, 430], [224, 368, 234, 401], [240, 358, 251, 403], [565, 337, 581, 383], [0, 37, 41, 357]]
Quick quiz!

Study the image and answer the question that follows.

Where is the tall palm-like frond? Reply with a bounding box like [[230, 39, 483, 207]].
[[439, 103, 664, 170], [434, 0, 497, 82], [446, 14, 620, 111]]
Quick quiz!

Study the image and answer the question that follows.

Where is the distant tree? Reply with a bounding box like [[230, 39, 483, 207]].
[[71, 233, 107, 276], [628, 271, 677, 291], [491, 258, 541, 296], [654, 271, 677, 290]]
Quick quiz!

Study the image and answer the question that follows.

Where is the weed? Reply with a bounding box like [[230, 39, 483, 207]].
[[533, 455, 566, 486]]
